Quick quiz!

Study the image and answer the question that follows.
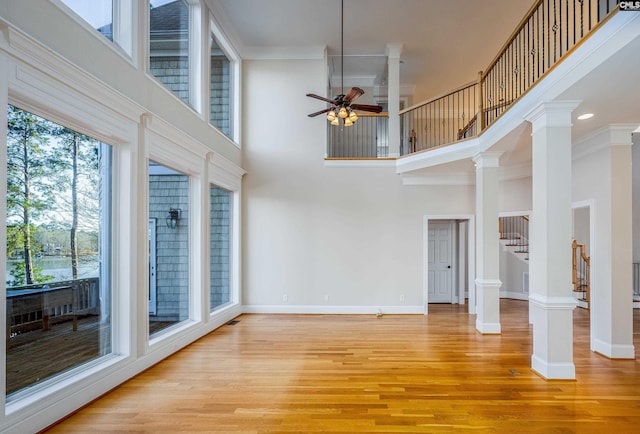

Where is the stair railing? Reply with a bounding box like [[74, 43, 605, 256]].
[[499, 215, 530, 258], [399, 0, 621, 157], [572, 239, 591, 308]]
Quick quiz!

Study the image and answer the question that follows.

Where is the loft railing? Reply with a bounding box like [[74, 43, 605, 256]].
[[400, 82, 478, 155], [399, 0, 621, 157], [572, 239, 590, 308], [327, 112, 389, 158]]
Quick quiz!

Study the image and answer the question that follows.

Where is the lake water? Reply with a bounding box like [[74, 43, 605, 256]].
[[6, 256, 99, 286]]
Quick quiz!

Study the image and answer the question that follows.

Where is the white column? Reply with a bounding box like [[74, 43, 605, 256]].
[[386, 44, 402, 158], [525, 100, 580, 379], [592, 126, 636, 359], [473, 152, 502, 334]]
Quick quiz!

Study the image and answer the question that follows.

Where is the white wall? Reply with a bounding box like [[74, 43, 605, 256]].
[[633, 133, 640, 262], [499, 177, 532, 213], [242, 59, 475, 311]]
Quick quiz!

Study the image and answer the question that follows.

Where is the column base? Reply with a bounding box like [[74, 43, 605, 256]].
[[475, 278, 502, 335], [475, 319, 501, 334], [529, 294, 577, 380], [593, 339, 636, 359], [531, 355, 576, 380]]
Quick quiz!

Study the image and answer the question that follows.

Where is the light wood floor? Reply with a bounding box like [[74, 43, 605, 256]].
[[46, 300, 640, 433]]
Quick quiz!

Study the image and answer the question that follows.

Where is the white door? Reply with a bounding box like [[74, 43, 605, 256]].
[[428, 222, 454, 303]]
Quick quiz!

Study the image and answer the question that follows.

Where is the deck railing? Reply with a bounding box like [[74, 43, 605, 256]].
[[398, 0, 621, 157], [6, 277, 100, 343], [327, 112, 389, 158]]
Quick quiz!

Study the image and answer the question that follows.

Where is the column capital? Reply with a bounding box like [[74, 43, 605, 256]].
[[473, 152, 502, 168], [524, 100, 581, 133]]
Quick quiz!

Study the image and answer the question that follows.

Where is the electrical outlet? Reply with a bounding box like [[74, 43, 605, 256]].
[[283, 294, 288, 302], [400, 294, 405, 303], [324, 294, 330, 302]]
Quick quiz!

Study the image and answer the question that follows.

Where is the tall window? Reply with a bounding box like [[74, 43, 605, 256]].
[[210, 185, 231, 310], [148, 162, 190, 336], [5, 105, 112, 399], [150, 0, 190, 105], [59, 0, 114, 40], [210, 33, 231, 138]]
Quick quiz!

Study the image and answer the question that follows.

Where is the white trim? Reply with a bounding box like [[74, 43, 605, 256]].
[[531, 355, 576, 380], [572, 124, 638, 161], [528, 293, 577, 309], [475, 320, 501, 334], [592, 339, 636, 359], [324, 159, 396, 168], [242, 305, 424, 315], [402, 173, 474, 186], [243, 45, 326, 60]]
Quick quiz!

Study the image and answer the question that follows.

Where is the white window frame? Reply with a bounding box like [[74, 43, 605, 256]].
[[209, 12, 241, 145], [53, 0, 136, 61]]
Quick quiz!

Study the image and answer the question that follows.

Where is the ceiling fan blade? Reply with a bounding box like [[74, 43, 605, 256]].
[[350, 103, 383, 113], [343, 87, 364, 103], [308, 108, 332, 117], [306, 93, 336, 104]]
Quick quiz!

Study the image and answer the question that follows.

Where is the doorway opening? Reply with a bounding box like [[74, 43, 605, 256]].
[[424, 216, 474, 314]]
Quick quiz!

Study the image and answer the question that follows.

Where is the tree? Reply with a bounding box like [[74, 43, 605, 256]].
[[54, 129, 99, 279], [6, 106, 59, 285]]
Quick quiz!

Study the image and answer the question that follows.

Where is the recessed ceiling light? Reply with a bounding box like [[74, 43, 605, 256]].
[[577, 113, 594, 120]]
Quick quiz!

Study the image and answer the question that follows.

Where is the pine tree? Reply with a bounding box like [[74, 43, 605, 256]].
[[6, 106, 59, 285]]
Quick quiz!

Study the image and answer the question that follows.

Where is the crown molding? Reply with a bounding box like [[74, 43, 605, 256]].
[[242, 45, 326, 60]]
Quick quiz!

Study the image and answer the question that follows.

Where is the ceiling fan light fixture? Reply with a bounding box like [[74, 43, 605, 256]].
[[331, 117, 339, 126], [349, 111, 358, 122], [344, 117, 353, 126], [326, 110, 336, 121], [338, 107, 348, 118]]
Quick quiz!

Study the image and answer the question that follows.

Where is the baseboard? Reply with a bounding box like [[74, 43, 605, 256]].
[[242, 305, 425, 315], [593, 339, 635, 359], [531, 355, 576, 380], [500, 291, 529, 301]]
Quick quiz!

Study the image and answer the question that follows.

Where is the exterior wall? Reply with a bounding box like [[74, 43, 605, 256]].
[[210, 56, 230, 136], [150, 56, 189, 105], [149, 174, 189, 322], [210, 185, 230, 309]]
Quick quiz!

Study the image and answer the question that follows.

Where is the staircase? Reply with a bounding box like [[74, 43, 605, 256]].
[[499, 216, 529, 263], [572, 240, 590, 310]]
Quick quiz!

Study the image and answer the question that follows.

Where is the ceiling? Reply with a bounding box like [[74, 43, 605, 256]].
[[211, 0, 534, 101]]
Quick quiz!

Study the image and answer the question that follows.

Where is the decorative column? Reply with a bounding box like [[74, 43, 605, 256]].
[[525, 100, 580, 379], [386, 43, 402, 158], [591, 126, 636, 359], [473, 152, 502, 334]]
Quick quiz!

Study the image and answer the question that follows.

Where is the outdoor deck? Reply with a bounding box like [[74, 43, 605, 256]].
[[6, 316, 176, 396]]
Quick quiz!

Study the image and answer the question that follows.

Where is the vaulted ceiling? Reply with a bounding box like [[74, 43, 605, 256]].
[[209, 0, 534, 102]]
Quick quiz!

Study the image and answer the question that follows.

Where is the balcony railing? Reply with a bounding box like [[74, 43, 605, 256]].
[[327, 112, 389, 158], [398, 0, 621, 157], [6, 277, 100, 343]]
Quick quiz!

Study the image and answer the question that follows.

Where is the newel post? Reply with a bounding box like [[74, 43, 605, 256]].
[[477, 71, 485, 131]]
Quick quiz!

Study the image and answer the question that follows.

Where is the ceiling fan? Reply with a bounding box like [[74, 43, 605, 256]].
[[306, 0, 383, 126]]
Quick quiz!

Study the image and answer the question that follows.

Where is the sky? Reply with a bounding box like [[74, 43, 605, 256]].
[[60, 0, 176, 28]]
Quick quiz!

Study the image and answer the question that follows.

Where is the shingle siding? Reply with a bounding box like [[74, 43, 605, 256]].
[[150, 174, 189, 322]]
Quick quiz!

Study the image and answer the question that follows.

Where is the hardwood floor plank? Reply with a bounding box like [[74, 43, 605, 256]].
[[45, 300, 640, 433]]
